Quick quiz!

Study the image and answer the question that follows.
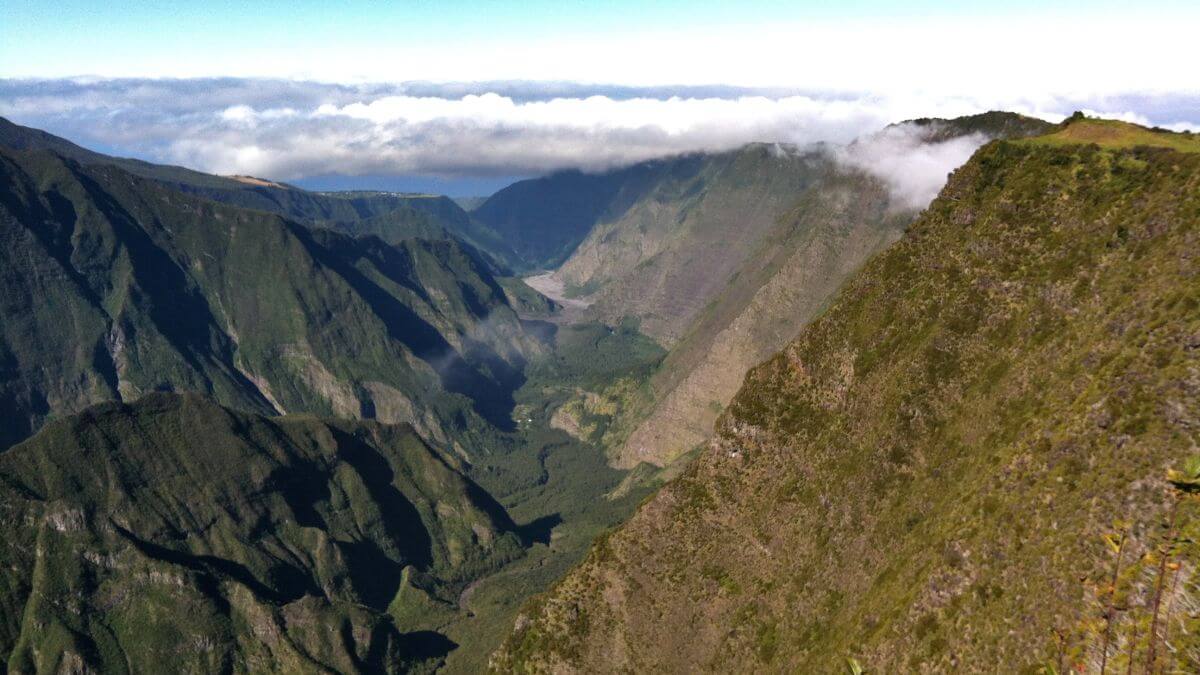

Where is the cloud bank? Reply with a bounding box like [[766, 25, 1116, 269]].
[[2, 79, 1198, 187]]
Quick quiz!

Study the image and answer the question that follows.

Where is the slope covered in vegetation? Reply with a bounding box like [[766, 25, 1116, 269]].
[[0, 145, 534, 452], [0, 120, 673, 672], [0, 393, 524, 673], [495, 123, 1200, 672], [0, 116, 516, 268]]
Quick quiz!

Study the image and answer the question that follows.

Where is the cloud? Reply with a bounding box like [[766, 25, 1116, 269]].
[[1, 79, 1199, 185], [834, 124, 989, 210]]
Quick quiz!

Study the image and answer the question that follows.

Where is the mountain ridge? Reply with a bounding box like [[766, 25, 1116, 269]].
[[0, 143, 535, 452], [494, 120, 1200, 672]]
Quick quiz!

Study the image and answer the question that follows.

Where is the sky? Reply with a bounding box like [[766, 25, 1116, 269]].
[[2, 1, 1199, 194]]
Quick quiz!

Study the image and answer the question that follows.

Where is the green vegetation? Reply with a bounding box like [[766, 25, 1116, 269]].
[[0, 119, 672, 672], [0, 115, 520, 271], [494, 133, 1200, 672], [1021, 113, 1200, 153], [432, 321, 665, 672], [901, 110, 1055, 142], [0, 393, 523, 673], [0, 142, 535, 452]]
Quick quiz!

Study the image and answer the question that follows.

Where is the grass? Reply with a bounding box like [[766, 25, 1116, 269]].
[[1020, 115, 1200, 153]]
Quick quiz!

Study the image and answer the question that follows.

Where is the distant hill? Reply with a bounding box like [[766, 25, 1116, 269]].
[[495, 119, 1200, 672], [471, 161, 701, 271], [0, 117, 519, 269], [0, 393, 524, 673]]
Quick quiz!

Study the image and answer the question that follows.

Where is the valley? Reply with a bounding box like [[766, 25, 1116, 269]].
[[2, 110, 1198, 674]]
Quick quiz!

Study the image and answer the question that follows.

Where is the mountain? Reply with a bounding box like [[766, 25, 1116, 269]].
[[312, 191, 521, 268], [0, 143, 536, 452], [0, 117, 517, 268], [556, 143, 828, 343], [494, 118, 1200, 672], [612, 166, 911, 466], [0, 122, 668, 673], [0, 393, 524, 673], [556, 112, 1054, 467], [471, 160, 713, 271]]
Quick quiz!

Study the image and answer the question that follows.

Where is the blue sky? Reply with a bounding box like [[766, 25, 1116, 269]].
[[4, 1, 1197, 88]]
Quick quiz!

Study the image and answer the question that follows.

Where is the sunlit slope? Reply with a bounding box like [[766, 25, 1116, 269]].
[[495, 132, 1200, 672], [1021, 114, 1200, 153]]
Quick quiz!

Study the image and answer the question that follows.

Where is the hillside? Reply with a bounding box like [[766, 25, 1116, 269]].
[[556, 113, 1055, 348], [0, 393, 524, 673], [0, 120, 681, 672], [614, 169, 910, 466], [494, 125, 1200, 671], [556, 143, 824, 343], [313, 192, 521, 269], [0, 144, 536, 452], [0, 117, 516, 268], [596, 112, 1054, 466], [472, 159, 718, 271]]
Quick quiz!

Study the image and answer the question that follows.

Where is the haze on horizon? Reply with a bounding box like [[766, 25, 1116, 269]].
[[2, 0, 1198, 194]]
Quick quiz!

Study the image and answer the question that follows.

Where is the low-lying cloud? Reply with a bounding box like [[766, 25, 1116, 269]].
[[835, 124, 988, 210], [2, 79, 1198, 186]]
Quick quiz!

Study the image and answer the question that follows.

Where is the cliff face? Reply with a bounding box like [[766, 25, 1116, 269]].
[[494, 133, 1200, 672], [557, 144, 828, 345], [613, 168, 909, 467]]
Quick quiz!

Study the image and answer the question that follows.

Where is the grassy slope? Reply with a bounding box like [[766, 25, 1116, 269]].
[[0, 393, 524, 673], [1021, 115, 1200, 153], [494, 132, 1200, 672]]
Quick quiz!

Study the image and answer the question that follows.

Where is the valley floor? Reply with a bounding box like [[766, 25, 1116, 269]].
[[434, 311, 665, 671], [523, 272, 593, 310]]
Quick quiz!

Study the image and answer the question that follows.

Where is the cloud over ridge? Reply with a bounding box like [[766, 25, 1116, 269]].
[[2, 79, 1198, 184]]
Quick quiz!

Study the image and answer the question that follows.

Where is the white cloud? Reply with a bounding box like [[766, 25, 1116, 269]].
[[12, 12, 1200, 101], [835, 124, 989, 210], [2, 79, 1198, 184]]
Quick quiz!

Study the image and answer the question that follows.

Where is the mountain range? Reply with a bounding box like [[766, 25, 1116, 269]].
[[4, 111, 1197, 673]]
